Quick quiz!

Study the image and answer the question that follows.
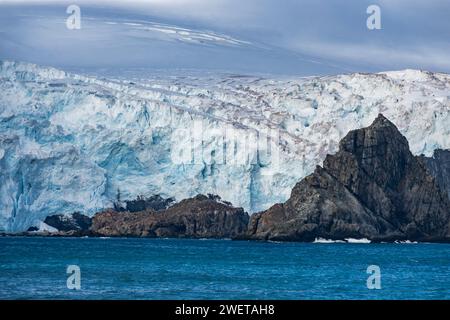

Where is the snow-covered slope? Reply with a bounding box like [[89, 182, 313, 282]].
[[1, 61, 449, 232]]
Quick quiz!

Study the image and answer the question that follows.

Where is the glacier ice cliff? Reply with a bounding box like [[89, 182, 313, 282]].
[[0, 60, 449, 232]]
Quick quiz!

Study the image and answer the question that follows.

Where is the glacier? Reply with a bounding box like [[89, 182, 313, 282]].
[[0, 60, 449, 232]]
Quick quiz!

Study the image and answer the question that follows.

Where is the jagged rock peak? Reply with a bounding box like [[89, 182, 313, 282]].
[[372, 113, 394, 127], [338, 113, 409, 156], [245, 114, 450, 242]]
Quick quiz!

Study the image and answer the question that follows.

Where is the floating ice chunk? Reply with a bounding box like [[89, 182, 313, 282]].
[[345, 238, 371, 244], [313, 238, 346, 243]]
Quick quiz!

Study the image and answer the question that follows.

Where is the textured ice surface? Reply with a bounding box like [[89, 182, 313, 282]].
[[1, 61, 449, 231]]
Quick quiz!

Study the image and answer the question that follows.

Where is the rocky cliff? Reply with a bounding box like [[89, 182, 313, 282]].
[[420, 149, 450, 200], [91, 194, 249, 238], [245, 114, 450, 242]]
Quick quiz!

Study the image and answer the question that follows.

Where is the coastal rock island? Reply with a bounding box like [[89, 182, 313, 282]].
[[91, 194, 249, 238], [245, 114, 450, 242]]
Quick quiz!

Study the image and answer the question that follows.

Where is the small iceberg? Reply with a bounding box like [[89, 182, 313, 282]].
[[313, 238, 345, 243], [394, 240, 418, 244]]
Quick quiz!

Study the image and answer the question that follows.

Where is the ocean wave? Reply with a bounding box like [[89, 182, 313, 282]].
[[394, 240, 418, 244], [313, 238, 345, 243]]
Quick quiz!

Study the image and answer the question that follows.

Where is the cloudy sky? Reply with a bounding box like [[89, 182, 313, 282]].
[[0, 0, 449, 76]]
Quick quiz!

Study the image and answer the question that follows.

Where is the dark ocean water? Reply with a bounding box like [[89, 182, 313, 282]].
[[0, 237, 449, 300]]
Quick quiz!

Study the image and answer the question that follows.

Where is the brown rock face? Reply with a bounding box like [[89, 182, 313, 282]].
[[246, 114, 450, 242], [91, 194, 249, 238]]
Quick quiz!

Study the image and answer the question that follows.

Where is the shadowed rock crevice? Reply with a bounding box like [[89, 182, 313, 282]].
[[420, 149, 450, 200]]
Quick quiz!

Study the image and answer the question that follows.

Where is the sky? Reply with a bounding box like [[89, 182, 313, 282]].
[[0, 0, 449, 76]]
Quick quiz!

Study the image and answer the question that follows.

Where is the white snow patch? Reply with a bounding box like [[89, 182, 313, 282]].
[[30, 220, 58, 233]]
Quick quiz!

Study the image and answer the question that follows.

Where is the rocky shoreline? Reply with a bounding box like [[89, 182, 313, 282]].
[[1, 194, 250, 239], [3, 115, 450, 243]]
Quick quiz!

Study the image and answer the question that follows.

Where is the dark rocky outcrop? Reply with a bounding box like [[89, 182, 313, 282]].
[[420, 149, 450, 200], [44, 212, 92, 232], [114, 194, 175, 212], [244, 114, 450, 242], [91, 194, 249, 238]]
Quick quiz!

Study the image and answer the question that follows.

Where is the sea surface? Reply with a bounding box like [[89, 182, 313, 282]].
[[0, 237, 449, 300]]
